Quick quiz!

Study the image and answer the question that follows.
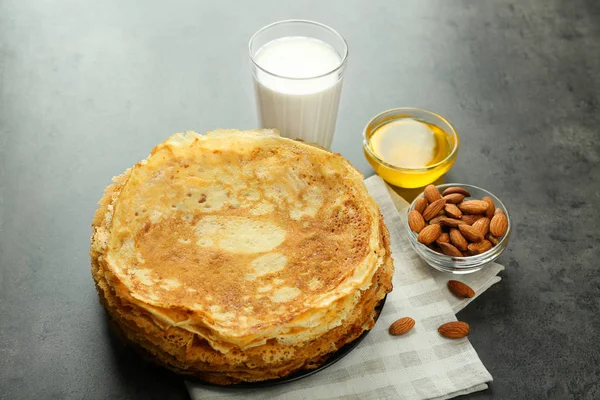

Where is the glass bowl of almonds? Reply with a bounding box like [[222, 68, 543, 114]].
[[405, 183, 511, 274]]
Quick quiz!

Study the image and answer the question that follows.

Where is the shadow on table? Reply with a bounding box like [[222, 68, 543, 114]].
[[101, 313, 191, 400]]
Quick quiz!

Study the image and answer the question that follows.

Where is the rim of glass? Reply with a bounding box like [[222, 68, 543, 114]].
[[248, 19, 349, 81], [362, 107, 460, 172], [406, 183, 512, 262]]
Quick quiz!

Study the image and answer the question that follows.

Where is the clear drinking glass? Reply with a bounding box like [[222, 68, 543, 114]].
[[249, 20, 348, 149]]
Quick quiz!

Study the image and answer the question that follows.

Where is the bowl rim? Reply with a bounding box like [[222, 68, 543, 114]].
[[405, 183, 511, 264], [362, 107, 460, 172]]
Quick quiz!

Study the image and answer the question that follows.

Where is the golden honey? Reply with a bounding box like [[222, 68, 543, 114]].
[[363, 109, 459, 188]]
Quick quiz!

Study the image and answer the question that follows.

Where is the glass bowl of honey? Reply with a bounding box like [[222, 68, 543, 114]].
[[363, 108, 459, 188]]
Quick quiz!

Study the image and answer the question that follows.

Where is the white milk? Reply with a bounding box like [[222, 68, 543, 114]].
[[253, 36, 344, 149]]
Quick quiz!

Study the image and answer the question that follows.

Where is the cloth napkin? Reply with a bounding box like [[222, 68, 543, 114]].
[[187, 175, 503, 400]]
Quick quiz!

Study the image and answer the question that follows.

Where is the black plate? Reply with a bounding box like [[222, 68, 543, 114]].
[[190, 295, 387, 388]]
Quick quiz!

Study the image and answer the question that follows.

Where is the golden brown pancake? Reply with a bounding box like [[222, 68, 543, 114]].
[[91, 129, 393, 384]]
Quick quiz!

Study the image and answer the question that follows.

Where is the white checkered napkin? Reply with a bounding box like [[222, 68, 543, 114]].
[[187, 175, 499, 400]]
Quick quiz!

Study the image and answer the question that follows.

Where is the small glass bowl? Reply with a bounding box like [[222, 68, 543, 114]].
[[405, 183, 511, 274], [363, 108, 459, 188]]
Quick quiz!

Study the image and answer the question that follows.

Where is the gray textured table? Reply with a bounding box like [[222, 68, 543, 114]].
[[1, 0, 599, 399]]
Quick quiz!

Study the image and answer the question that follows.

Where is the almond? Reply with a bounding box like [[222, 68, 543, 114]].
[[449, 228, 469, 251], [486, 233, 499, 246], [444, 203, 462, 219], [440, 217, 466, 228], [422, 199, 446, 221], [424, 184, 443, 203], [417, 224, 442, 245], [414, 196, 428, 214], [408, 210, 426, 233], [458, 200, 489, 215], [389, 317, 416, 335], [429, 215, 445, 225], [472, 217, 490, 237], [458, 224, 484, 243], [482, 196, 495, 219], [490, 212, 508, 237], [438, 321, 470, 339], [435, 232, 450, 245], [416, 184, 507, 258], [460, 214, 482, 225], [467, 240, 493, 255], [443, 193, 465, 204], [438, 242, 463, 257], [447, 280, 475, 298], [442, 186, 471, 197]]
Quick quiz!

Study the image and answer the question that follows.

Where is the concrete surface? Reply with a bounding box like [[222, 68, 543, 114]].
[[1, 0, 599, 399]]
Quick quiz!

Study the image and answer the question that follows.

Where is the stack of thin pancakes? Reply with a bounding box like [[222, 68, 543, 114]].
[[91, 129, 394, 385]]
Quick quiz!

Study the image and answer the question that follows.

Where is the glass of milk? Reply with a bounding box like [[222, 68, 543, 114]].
[[249, 20, 348, 149]]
